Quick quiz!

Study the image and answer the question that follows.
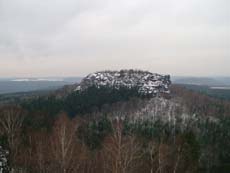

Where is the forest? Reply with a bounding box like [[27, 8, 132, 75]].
[[0, 85, 230, 173]]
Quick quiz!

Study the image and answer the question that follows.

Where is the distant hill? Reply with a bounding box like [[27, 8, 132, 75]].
[[0, 77, 82, 94], [172, 76, 230, 86]]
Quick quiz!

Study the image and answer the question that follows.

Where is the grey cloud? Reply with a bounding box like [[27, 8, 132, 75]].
[[0, 0, 229, 77]]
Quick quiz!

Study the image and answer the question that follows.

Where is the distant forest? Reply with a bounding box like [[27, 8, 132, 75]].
[[178, 84, 230, 101]]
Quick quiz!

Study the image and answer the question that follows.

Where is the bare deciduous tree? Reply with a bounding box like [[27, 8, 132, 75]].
[[103, 119, 142, 173], [50, 113, 82, 173], [0, 105, 25, 167]]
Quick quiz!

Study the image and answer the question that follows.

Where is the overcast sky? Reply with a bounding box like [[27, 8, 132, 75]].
[[0, 0, 229, 77]]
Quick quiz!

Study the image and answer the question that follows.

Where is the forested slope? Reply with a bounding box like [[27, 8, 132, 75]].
[[0, 83, 229, 173]]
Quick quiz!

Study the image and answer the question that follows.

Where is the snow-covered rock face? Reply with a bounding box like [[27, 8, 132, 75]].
[[76, 70, 171, 95]]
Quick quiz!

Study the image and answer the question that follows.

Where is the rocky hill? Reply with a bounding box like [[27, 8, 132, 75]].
[[75, 70, 171, 95]]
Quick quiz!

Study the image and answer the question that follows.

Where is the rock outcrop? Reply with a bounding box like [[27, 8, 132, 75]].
[[76, 70, 171, 95]]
